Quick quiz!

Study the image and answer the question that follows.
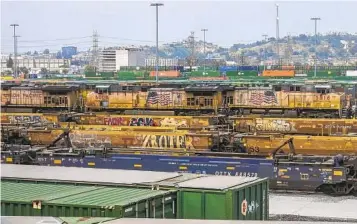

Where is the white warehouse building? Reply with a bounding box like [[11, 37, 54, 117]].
[[99, 48, 145, 72]]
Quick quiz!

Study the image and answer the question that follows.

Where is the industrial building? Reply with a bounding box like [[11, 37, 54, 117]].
[[99, 48, 145, 72], [0, 55, 70, 73]]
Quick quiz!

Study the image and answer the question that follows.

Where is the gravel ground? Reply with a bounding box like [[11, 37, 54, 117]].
[[269, 193, 357, 222]]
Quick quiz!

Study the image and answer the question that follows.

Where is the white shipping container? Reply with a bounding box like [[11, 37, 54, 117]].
[[346, 70, 357, 77], [295, 74, 307, 77]]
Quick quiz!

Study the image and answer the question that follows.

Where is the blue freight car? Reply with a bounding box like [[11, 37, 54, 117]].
[[1, 148, 356, 195]]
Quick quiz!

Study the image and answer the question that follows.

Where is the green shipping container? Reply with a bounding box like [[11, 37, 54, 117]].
[[176, 176, 269, 220], [1, 181, 177, 219], [189, 71, 220, 77]]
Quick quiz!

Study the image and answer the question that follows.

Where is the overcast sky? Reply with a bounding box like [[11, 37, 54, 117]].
[[1, 1, 357, 53]]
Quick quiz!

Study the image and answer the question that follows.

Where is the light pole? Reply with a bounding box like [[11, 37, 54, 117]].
[[150, 3, 164, 85], [275, 4, 280, 66], [311, 17, 321, 78], [10, 24, 19, 77], [201, 28, 208, 72], [262, 34, 268, 70]]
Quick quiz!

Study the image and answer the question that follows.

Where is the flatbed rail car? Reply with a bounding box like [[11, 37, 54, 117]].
[[0, 112, 228, 128], [21, 129, 231, 152], [1, 146, 356, 195], [230, 116, 357, 136], [240, 134, 357, 156]]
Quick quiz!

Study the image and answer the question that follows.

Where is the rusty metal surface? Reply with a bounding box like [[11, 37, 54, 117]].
[[27, 129, 213, 151], [231, 117, 357, 136], [242, 134, 357, 156]]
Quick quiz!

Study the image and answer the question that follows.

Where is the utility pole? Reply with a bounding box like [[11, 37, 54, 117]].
[[201, 28, 208, 72], [262, 34, 268, 70], [10, 24, 19, 77], [150, 3, 164, 85], [311, 17, 321, 78], [275, 4, 280, 66]]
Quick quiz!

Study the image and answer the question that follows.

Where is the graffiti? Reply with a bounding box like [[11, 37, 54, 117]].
[[8, 115, 43, 124], [141, 134, 195, 149], [160, 117, 188, 128], [103, 117, 126, 126], [215, 171, 258, 177], [255, 119, 294, 132], [241, 199, 259, 216], [130, 117, 155, 126], [324, 124, 352, 129], [69, 132, 112, 148]]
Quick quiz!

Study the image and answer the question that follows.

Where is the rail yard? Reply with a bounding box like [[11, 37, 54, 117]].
[[1, 66, 357, 222]]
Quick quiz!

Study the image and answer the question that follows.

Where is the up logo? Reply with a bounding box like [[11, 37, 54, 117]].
[[241, 199, 248, 216]]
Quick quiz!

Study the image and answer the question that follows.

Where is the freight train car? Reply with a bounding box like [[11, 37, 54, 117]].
[[240, 134, 357, 156], [1, 112, 227, 129], [24, 129, 227, 151], [1, 147, 356, 195], [228, 87, 350, 118], [230, 116, 357, 136], [71, 113, 227, 128]]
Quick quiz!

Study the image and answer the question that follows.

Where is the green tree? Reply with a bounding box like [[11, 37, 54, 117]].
[[59, 64, 69, 68], [84, 65, 95, 73], [5, 70, 12, 75], [62, 69, 69, 74], [43, 49, 50, 54], [6, 57, 14, 68]]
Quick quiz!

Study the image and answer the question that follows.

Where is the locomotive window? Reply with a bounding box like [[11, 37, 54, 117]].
[[204, 98, 213, 106], [187, 98, 195, 106], [290, 86, 301, 92], [274, 86, 281, 91], [65, 97, 68, 105], [229, 96, 234, 104]]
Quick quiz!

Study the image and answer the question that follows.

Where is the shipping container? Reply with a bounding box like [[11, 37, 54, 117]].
[[262, 70, 294, 77], [176, 176, 269, 220], [1, 181, 177, 218], [189, 77, 228, 81], [346, 70, 357, 77], [149, 71, 180, 78], [189, 71, 220, 77]]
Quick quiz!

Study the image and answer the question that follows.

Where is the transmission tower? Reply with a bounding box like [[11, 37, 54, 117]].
[[91, 30, 99, 70]]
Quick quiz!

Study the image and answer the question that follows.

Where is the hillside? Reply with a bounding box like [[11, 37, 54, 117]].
[[145, 33, 357, 63]]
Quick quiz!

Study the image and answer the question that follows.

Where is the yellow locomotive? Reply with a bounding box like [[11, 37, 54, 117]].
[[1, 83, 352, 118]]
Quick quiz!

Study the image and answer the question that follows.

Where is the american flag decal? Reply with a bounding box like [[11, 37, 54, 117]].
[[147, 91, 172, 106], [249, 90, 277, 105]]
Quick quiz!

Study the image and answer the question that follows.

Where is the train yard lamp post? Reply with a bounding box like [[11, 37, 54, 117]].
[[201, 28, 208, 73], [10, 24, 19, 77], [311, 17, 321, 78], [150, 2, 164, 85]]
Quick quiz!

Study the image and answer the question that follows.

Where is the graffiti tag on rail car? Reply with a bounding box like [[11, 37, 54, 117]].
[[160, 117, 188, 127], [8, 115, 43, 124], [141, 135, 195, 149], [69, 133, 112, 148], [129, 117, 155, 126], [255, 119, 294, 132], [103, 117, 125, 126]]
